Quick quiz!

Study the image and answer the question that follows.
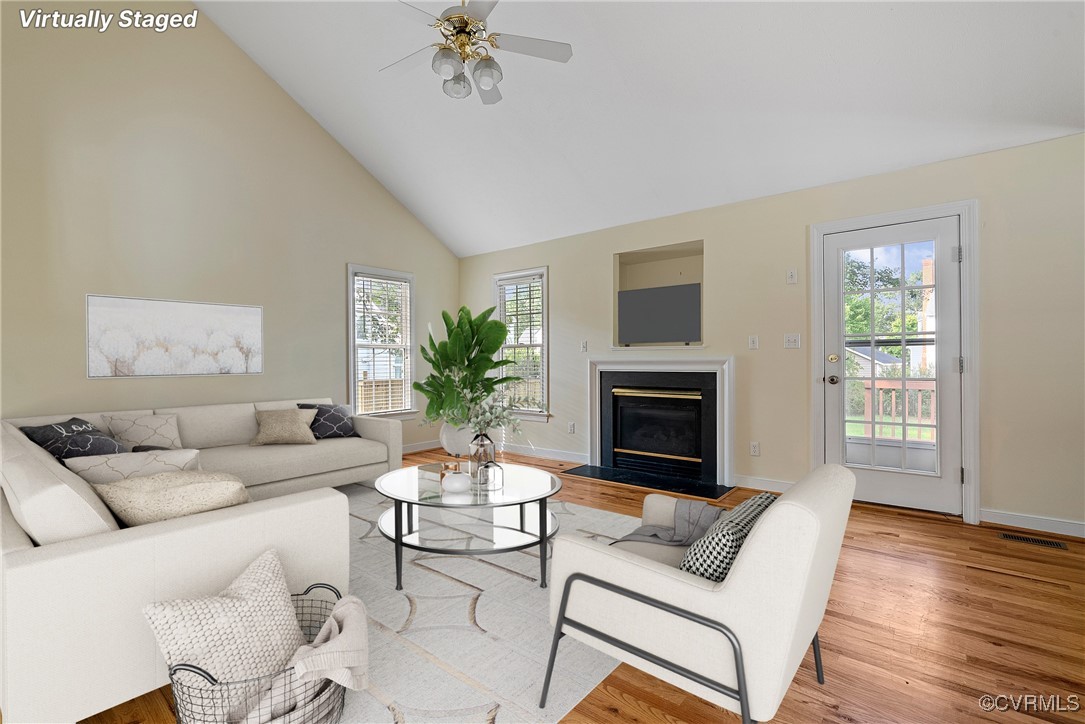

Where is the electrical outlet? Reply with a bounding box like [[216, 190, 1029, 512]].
[[579, 340, 588, 353], [786, 269, 798, 285], [748, 335, 759, 350], [784, 333, 801, 349], [750, 441, 761, 456], [567, 422, 576, 434]]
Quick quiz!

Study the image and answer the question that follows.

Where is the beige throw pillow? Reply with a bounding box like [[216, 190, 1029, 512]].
[[250, 409, 318, 446], [65, 448, 200, 485], [93, 470, 250, 527], [143, 550, 305, 686], [102, 413, 182, 450]]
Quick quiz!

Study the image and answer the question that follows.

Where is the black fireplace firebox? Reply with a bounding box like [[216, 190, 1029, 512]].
[[600, 370, 718, 484]]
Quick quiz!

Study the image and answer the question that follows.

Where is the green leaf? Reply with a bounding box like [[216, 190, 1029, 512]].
[[472, 307, 495, 329], [477, 320, 507, 355], [441, 311, 456, 338], [448, 328, 466, 364]]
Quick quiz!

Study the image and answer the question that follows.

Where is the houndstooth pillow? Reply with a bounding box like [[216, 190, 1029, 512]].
[[296, 403, 359, 440], [143, 550, 305, 686], [65, 449, 200, 485], [102, 413, 182, 450], [679, 493, 776, 582]]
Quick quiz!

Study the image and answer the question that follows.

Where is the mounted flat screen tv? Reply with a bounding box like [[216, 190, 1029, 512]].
[[617, 283, 701, 345]]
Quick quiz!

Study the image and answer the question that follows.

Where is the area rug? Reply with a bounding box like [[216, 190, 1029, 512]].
[[335, 482, 640, 723]]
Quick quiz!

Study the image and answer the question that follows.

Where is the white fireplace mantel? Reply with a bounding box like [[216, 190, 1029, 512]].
[[589, 358, 735, 487]]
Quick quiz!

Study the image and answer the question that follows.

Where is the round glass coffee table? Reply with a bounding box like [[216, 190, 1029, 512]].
[[374, 463, 562, 590]]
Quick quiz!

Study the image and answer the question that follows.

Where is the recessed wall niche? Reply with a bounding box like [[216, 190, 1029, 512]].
[[614, 240, 705, 347]]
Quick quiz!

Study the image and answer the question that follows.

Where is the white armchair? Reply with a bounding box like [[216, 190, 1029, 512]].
[[541, 464, 855, 723]]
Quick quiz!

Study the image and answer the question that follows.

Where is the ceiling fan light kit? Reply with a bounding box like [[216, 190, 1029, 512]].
[[383, 0, 572, 105]]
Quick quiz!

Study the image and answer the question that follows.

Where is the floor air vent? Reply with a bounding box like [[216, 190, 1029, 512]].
[[998, 532, 1068, 550]]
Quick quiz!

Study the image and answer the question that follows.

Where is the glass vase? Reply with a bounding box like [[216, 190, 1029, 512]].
[[469, 432, 495, 479]]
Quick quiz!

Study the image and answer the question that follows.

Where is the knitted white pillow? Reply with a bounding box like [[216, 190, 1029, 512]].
[[143, 550, 305, 686], [65, 449, 200, 485], [93, 470, 249, 527]]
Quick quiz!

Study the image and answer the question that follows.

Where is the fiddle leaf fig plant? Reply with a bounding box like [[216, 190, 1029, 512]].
[[413, 306, 520, 429]]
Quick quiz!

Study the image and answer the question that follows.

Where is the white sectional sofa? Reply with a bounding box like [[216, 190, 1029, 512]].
[[0, 397, 402, 723]]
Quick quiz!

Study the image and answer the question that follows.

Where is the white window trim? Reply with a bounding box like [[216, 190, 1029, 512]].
[[493, 266, 550, 421], [347, 263, 418, 418]]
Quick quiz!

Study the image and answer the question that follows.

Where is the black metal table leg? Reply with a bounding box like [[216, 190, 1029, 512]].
[[538, 498, 548, 588], [520, 503, 526, 532], [407, 502, 415, 534], [394, 500, 404, 591]]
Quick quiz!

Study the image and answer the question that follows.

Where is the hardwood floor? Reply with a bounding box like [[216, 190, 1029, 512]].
[[76, 450, 1084, 724]]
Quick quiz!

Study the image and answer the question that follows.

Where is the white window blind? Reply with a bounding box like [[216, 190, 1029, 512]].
[[351, 268, 412, 415], [495, 268, 547, 413]]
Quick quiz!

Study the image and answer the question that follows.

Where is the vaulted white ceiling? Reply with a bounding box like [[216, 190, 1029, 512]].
[[199, 1, 1084, 258]]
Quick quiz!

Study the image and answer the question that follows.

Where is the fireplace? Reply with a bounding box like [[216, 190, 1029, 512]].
[[600, 370, 718, 484]]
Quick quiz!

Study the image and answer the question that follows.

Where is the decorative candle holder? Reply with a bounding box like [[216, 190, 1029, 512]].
[[476, 460, 503, 491]]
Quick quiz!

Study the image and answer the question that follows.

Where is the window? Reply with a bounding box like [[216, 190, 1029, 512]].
[[494, 267, 548, 416], [349, 265, 413, 415]]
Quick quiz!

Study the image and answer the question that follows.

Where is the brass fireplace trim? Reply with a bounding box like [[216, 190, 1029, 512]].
[[613, 448, 703, 463], [612, 388, 702, 401]]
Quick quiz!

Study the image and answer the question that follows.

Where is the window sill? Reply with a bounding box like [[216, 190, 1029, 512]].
[[358, 409, 420, 421], [512, 410, 551, 423]]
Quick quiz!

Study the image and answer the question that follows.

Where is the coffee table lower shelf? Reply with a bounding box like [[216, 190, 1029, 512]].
[[376, 504, 560, 590]]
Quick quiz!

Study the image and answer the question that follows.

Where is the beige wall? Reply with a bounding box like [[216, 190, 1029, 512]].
[[619, 254, 705, 291], [0, 3, 459, 448], [461, 134, 1085, 524]]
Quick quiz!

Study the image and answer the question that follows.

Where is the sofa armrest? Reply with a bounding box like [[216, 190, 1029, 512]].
[[1, 488, 349, 724], [352, 415, 402, 470]]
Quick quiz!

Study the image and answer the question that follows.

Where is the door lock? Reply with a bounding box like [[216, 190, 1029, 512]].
[[827, 375, 840, 385], [827, 353, 840, 363]]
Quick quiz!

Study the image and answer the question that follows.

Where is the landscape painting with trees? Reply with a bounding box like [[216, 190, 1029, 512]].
[[87, 295, 263, 378]]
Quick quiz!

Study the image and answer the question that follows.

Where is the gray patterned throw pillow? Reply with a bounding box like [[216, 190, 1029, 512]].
[[679, 492, 776, 582], [296, 403, 359, 440], [19, 418, 125, 461], [102, 413, 182, 450], [65, 449, 200, 485]]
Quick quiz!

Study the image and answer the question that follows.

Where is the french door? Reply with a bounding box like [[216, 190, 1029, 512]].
[[822, 216, 963, 514]]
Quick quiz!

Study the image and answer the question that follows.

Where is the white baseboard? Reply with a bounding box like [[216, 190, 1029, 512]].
[[498, 443, 589, 465], [403, 440, 441, 453], [980, 508, 1085, 539], [733, 475, 794, 494]]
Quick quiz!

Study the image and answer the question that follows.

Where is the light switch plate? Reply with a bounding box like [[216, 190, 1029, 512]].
[[784, 333, 801, 349], [786, 269, 798, 285], [748, 335, 759, 350]]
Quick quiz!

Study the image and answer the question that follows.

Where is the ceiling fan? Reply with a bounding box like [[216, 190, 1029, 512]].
[[380, 0, 573, 104]]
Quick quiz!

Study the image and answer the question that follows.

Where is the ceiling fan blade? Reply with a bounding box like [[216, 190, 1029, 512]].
[[394, 0, 442, 25], [379, 45, 433, 76], [489, 33, 572, 63], [466, 0, 499, 21]]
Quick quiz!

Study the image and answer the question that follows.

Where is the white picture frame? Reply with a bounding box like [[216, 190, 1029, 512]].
[[86, 294, 263, 378]]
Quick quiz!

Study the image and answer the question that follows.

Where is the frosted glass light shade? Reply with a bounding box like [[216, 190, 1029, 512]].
[[471, 57, 503, 90], [442, 72, 473, 99], [431, 48, 463, 79]]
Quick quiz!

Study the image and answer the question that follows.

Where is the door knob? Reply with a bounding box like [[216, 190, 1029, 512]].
[[827, 375, 840, 385], [827, 353, 840, 363]]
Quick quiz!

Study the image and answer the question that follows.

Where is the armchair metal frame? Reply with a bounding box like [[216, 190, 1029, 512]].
[[539, 572, 825, 724]]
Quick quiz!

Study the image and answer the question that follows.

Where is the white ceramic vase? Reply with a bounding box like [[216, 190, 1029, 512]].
[[439, 422, 473, 457]]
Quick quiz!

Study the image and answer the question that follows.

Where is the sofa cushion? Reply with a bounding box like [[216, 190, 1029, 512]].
[[18, 418, 125, 461], [679, 492, 776, 582], [250, 409, 318, 446], [102, 413, 182, 450], [1, 424, 119, 545], [65, 449, 201, 485], [199, 437, 388, 487], [94, 471, 250, 527], [156, 403, 258, 449], [297, 403, 359, 440]]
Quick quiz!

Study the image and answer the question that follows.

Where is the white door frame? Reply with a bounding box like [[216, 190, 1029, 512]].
[[809, 200, 980, 524]]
